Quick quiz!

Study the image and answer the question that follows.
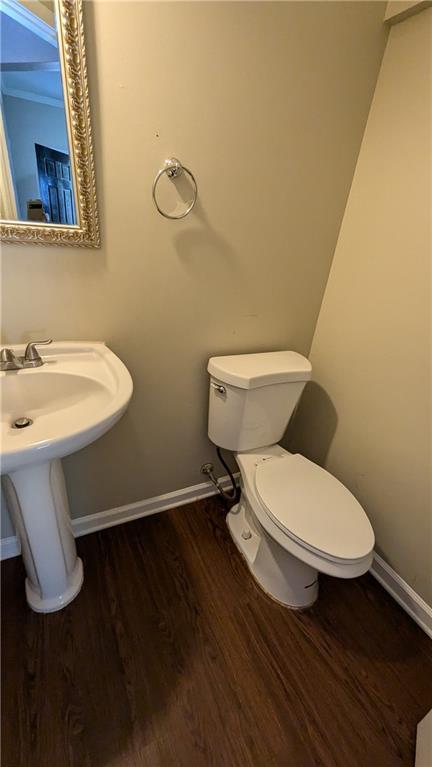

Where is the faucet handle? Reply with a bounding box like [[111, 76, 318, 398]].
[[0, 348, 23, 370], [1, 348, 16, 363], [24, 339, 53, 362]]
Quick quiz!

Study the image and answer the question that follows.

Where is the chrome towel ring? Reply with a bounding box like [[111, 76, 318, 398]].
[[152, 157, 198, 219]]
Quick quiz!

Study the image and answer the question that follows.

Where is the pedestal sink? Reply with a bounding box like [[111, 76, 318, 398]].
[[1, 342, 133, 612]]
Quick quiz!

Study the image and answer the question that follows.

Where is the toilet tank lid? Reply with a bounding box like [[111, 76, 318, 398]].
[[207, 351, 312, 389]]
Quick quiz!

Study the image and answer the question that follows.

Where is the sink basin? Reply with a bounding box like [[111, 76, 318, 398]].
[[1, 342, 132, 474], [1, 342, 133, 613]]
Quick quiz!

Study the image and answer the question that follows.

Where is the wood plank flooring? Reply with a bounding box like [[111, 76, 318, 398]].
[[2, 496, 432, 767]]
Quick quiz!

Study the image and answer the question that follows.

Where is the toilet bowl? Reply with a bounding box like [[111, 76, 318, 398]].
[[228, 445, 374, 608], [207, 351, 375, 608]]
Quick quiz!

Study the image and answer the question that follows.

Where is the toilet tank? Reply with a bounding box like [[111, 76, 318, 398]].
[[207, 351, 312, 452]]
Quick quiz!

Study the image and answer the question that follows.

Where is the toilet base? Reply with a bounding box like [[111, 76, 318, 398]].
[[227, 496, 319, 609]]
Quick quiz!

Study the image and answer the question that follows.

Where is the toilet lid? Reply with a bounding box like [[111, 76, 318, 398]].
[[255, 454, 374, 561]]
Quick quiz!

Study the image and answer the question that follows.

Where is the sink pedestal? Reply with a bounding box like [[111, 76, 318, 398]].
[[1, 342, 133, 612], [2, 459, 83, 613]]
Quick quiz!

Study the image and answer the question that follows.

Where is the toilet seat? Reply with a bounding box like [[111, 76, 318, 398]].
[[254, 453, 375, 563]]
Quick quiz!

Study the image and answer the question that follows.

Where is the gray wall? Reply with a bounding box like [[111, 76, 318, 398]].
[[1, 1, 388, 537], [290, 9, 432, 604]]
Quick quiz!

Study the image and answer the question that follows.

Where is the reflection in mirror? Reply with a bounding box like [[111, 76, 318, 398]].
[[0, 0, 77, 225]]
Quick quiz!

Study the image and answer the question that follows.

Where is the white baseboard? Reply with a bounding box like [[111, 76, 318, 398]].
[[370, 554, 432, 639], [0, 535, 21, 560], [72, 472, 238, 538], [2, 479, 431, 640], [0, 472, 239, 560]]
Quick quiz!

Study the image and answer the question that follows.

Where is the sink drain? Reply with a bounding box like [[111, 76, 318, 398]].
[[12, 417, 33, 429]]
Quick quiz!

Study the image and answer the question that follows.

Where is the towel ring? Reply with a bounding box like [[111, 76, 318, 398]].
[[152, 158, 198, 219]]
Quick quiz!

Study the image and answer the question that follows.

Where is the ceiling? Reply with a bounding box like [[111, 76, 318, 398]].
[[0, 1, 63, 105]]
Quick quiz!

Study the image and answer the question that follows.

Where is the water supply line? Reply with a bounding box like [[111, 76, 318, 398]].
[[201, 447, 237, 504]]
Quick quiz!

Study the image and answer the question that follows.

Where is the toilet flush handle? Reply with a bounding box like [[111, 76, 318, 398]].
[[211, 382, 226, 395]]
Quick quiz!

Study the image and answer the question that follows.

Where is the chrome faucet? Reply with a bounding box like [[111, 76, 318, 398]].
[[0, 339, 53, 371], [0, 348, 23, 371]]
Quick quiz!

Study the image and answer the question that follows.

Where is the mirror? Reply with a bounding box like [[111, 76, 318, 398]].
[[0, 0, 99, 246]]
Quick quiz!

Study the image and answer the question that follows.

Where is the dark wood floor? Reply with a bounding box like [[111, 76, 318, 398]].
[[2, 497, 432, 767]]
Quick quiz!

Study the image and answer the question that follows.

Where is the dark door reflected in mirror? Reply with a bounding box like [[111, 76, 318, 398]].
[[0, 0, 77, 224]]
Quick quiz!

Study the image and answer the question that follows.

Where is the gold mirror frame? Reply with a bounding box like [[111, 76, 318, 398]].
[[0, 0, 100, 247]]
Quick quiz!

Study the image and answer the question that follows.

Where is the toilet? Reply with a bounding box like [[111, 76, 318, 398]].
[[207, 351, 375, 608]]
